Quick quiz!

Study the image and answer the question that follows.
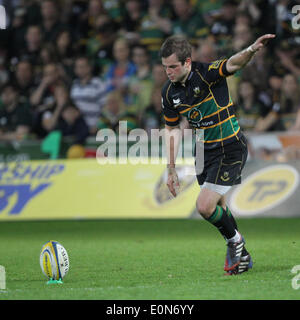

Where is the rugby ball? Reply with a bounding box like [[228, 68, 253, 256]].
[[40, 240, 69, 280]]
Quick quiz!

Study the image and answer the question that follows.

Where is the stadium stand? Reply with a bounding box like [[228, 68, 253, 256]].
[[0, 0, 299, 161]]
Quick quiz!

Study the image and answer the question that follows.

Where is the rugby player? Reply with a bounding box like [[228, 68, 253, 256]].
[[160, 33, 275, 275]]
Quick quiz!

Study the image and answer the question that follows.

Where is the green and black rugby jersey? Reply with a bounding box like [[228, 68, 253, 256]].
[[161, 60, 242, 150]]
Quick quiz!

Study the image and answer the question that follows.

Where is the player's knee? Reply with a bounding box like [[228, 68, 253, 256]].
[[196, 200, 215, 219]]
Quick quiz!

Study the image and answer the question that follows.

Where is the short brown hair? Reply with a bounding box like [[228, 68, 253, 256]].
[[159, 35, 192, 64]]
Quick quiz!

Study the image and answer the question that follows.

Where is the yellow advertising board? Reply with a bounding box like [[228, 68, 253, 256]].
[[0, 159, 199, 220], [230, 164, 299, 216]]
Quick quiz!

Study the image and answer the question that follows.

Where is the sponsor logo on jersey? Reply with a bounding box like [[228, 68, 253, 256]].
[[188, 109, 202, 123], [193, 87, 201, 97], [200, 120, 214, 127]]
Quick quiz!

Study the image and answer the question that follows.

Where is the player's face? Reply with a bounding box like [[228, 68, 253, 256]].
[[162, 53, 191, 83]]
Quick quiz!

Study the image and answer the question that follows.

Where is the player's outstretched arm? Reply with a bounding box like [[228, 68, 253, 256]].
[[226, 34, 276, 74]]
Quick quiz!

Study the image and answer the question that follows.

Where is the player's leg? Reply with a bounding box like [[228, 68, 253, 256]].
[[196, 187, 241, 243], [218, 197, 236, 228], [195, 134, 251, 274], [216, 195, 253, 273], [217, 195, 241, 270], [196, 186, 246, 273]]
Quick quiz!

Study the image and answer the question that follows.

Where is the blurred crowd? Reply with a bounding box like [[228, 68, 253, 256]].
[[1, 0, 300, 146]]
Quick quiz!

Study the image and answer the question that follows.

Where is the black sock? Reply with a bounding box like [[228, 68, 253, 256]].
[[226, 206, 249, 256], [206, 205, 236, 240], [225, 206, 238, 230]]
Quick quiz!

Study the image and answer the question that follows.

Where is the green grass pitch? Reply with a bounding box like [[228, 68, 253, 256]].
[[0, 218, 300, 300]]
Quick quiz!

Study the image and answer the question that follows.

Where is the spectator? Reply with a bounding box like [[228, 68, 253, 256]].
[[33, 83, 70, 138], [276, 47, 300, 80], [39, 43, 58, 66], [171, 0, 209, 45], [85, 14, 117, 74], [104, 37, 137, 99], [222, 21, 255, 100], [0, 83, 33, 141], [8, 6, 28, 58], [57, 102, 90, 145], [278, 73, 300, 130], [39, 0, 66, 44], [1, 2, 300, 141], [37, 42, 73, 85], [19, 25, 43, 64], [210, 0, 238, 48], [83, 0, 108, 39], [12, 60, 36, 101], [255, 74, 300, 132], [151, 62, 168, 91], [141, 87, 165, 134], [0, 48, 9, 87], [70, 56, 107, 135], [30, 62, 66, 107], [139, 0, 172, 60], [127, 44, 153, 118], [234, 10, 253, 29], [238, 0, 261, 25], [55, 29, 77, 77], [235, 80, 271, 132], [120, 0, 144, 44], [196, 0, 224, 27], [254, 75, 283, 133], [241, 46, 272, 92], [196, 39, 218, 63], [231, 22, 254, 53], [63, 0, 87, 43], [101, 0, 124, 23], [22, 0, 42, 26], [98, 90, 138, 133]]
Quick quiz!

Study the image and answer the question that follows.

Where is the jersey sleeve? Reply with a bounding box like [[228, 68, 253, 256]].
[[200, 59, 234, 84], [161, 84, 180, 127]]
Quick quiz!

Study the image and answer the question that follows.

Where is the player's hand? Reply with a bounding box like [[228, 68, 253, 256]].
[[167, 167, 180, 197], [251, 34, 276, 52]]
